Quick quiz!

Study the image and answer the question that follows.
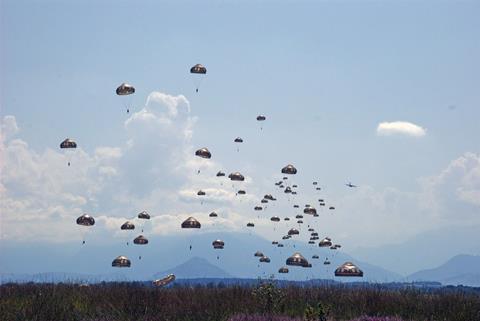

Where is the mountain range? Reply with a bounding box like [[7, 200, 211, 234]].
[[1, 230, 479, 286]]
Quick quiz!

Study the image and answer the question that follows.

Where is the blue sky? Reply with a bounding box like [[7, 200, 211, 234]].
[[1, 0, 479, 275]]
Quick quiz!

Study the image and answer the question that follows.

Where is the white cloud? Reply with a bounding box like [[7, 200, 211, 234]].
[[0, 92, 246, 242], [376, 121, 426, 137]]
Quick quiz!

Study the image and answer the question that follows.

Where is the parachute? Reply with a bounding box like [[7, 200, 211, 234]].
[[116, 83, 135, 95], [229, 172, 245, 181], [329, 206, 335, 210], [281, 164, 297, 175], [209, 212, 218, 218], [256, 115, 266, 130], [247, 222, 255, 227], [181, 217, 200, 251], [121, 221, 135, 230], [295, 215, 303, 219], [181, 217, 201, 229], [254, 206, 263, 211], [304, 207, 317, 215], [212, 239, 225, 249], [133, 235, 148, 259], [190, 64, 207, 92], [286, 252, 309, 267], [237, 190, 246, 195], [319, 238, 333, 247], [259, 256, 271, 263], [288, 228, 299, 236], [76, 214, 94, 244], [334, 262, 363, 277], [76, 214, 95, 226], [234, 137, 243, 152], [153, 274, 176, 287], [197, 190, 206, 196], [137, 211, 150, 220], [112, 256, 131, 268], [270, 216, 280, 222], [264, 194, 275, 201], [133, 235, 148, 245], [195, 148, 211, 159], [116, 83, 135, 113], [60, 138, 77, 166]]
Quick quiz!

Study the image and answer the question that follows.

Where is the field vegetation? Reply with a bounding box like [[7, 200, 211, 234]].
[[1, 282, 479, 321]]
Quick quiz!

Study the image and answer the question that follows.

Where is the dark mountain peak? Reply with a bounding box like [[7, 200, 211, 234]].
[[154, 256, 233, 279], [408, 254, 480, 286]]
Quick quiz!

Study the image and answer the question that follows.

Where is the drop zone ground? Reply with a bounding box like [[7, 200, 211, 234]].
[[1, 282, 479, 321]]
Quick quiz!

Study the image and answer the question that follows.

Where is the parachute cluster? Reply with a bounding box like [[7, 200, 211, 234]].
[[68, 64, 363, 285]]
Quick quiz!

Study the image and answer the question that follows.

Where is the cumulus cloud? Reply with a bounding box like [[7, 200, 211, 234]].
[[376, 121, 426, 137], [0, 92, 248, 242], [420, 152, 480, 213]]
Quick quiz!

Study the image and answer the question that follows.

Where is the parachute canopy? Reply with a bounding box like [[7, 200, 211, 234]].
[[195, 148, 211, 159], [212, 239, 225, 249], [288, 228, 299, 236], [181, 217, 201, 229], [209, 212, 218, 218], [121, 221, 135, 230], [319, 238, 333, 247], [76, 214, 95, 226], [270, 216, 280, 222], [281, 164, 297, 175], [256, 115, 266, 121], [229, 172, 245, 181], [259, 256, 271, 263], [247, 222, 255, 227], [116, 83, 135, 95], [264, 194, 275, 201], [335, 262, 364, 277], [60, 138, 77, 149], [234, 137, 243, 143], [286, 252, 309, 267], [112, 255, 131, 268], [133, 235, 148, 245], [304, 207, 317, 215], [138, 211, 150, 220], [197, 190, 206, 196], [190, 64, 207, 74], [153, 274, 176, 287]]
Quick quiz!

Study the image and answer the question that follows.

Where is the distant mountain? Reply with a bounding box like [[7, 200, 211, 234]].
[[407, 254, 480, 287], [351, 224, 480, 275], [153, 257, 233, 279], [0, 231, 401, 282]]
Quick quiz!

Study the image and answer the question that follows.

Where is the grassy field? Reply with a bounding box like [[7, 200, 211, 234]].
[[1, 282, 479, 321]]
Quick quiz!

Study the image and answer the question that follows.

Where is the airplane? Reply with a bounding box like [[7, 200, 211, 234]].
[[346, 182, 357, 188]]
